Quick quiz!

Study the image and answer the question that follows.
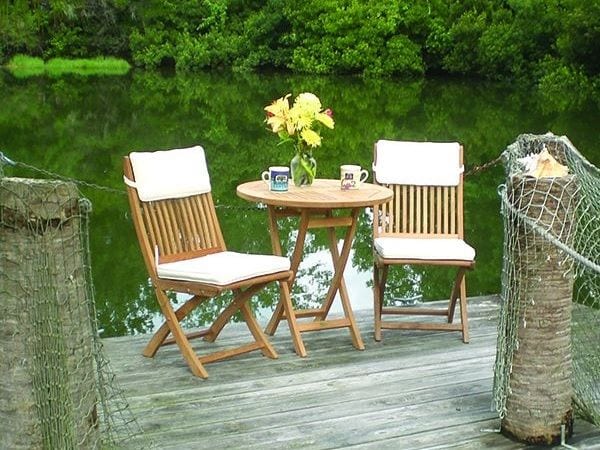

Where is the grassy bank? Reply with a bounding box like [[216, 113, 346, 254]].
[[5, 55, 130, 77]]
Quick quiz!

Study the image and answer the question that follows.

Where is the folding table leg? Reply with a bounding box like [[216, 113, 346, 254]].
[[319, 209, 364, 350], [265, 208, 309, 357]]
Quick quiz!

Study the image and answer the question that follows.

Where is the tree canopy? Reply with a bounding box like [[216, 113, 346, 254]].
[[1, 0, 599, 92]]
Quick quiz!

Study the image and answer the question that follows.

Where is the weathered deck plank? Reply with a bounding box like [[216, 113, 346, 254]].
[[102, 295, 600, 449]]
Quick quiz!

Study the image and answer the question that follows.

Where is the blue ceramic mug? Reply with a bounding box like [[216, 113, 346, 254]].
[[261, 166, 290, 192]]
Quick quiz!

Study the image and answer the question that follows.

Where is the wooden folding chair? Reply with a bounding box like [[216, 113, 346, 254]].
[[372, 140, 476, 343], [123, 145, 294, 378]]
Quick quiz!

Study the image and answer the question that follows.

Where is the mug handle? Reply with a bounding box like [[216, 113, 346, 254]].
[[359, 169, 369, 183], [261, 171, 270, 185]]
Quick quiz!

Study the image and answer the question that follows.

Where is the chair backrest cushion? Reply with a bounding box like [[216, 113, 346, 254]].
[[129, 145, 211, 201], [374, 140, 462, 186]]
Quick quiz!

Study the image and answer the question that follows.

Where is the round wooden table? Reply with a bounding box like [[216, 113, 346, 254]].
[[237, 179, 393, 356]]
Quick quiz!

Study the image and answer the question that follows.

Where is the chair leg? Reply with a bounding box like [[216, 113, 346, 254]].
[[447, 267, 467, 323], [149, 289, 209, 378], [203, 299, 240, 343], [265, 296, 285, 336], [239, 302, 278, 359], [459, 278, 469, 343], [373, 263, 388, 342], [278, 280, 306, 357], [446, 268, 469, 344], [204, 285, 264, 342], [143, 294, 205, 357]]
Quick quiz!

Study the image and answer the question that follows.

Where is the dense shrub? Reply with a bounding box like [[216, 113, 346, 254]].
[[556, 0, 600, 76], [1, 0, 598, 94], [283, 1, 423, 76], [442, 10, 488, 75]]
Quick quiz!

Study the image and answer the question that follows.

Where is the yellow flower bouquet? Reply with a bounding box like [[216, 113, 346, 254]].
[[264, 92, 334, 186]]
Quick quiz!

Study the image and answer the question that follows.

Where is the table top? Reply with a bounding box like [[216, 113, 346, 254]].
[[236, 179, 393, 209]]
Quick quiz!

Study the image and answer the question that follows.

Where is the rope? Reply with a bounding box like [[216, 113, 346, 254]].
[[465, 154, 503, 177], [12, 159, 126, 195], [2, 153, 268, 210], [2, 150, 505, 202]]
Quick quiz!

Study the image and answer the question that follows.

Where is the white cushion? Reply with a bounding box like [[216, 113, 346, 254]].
[[373, 140, 463, 186], [374, 237, 475, 261], [129, 145, 211, 201], [157, 251, 290, 286]]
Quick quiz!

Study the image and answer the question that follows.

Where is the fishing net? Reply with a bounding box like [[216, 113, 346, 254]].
[[494, 133, 600, 428], [0, 175, 149, 449]]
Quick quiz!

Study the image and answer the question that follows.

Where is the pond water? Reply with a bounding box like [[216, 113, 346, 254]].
[[1, 70, 599, 337]]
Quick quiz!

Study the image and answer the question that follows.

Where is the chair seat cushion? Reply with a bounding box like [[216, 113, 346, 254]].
[[157, 251, 290, 286], [374, 237, 475, 262]]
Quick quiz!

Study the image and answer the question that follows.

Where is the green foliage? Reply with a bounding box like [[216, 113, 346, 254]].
[[536, 58, 594, 112], [235, 1, 291, 70], [129, 28, 174, 68], [5, 54, 46, 77], [0, 0, 133, 64], [477, 21, 523, 79], [442, 10, 488, 75], [283, 1, 423, 77], [129, 0, 241, 69], [48, 57, 130, 75], [1, 0, 600, 97], [5, 55, 130, 77], [477, 1, 559, 80], [556, 0, 600, 76], [0, 2, 47, 62]]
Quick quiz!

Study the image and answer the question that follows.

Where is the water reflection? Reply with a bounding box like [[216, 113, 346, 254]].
[[1, 69, 598, 337]]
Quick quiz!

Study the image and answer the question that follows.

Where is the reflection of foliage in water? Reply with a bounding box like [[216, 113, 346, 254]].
[[1, 70, 599, 336]]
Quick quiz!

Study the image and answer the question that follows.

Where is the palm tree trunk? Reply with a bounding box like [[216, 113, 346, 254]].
[[502, 173, 577, 444]]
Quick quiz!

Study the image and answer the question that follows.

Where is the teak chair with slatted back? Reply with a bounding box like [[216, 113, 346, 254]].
[[372, 140, 476, 343], [123, 145, 294, 378]]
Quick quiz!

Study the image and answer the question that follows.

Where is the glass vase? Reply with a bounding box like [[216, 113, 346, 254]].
[[290, 152, 317, 187]]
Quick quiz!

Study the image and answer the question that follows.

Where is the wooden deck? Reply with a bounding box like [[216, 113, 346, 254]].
[[103, 295, 600, 449]]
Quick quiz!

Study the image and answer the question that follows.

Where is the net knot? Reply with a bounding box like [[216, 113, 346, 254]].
[[79, 197, 93, 214], [0, 152, 16, 167], [0, 151, 16, 178]]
